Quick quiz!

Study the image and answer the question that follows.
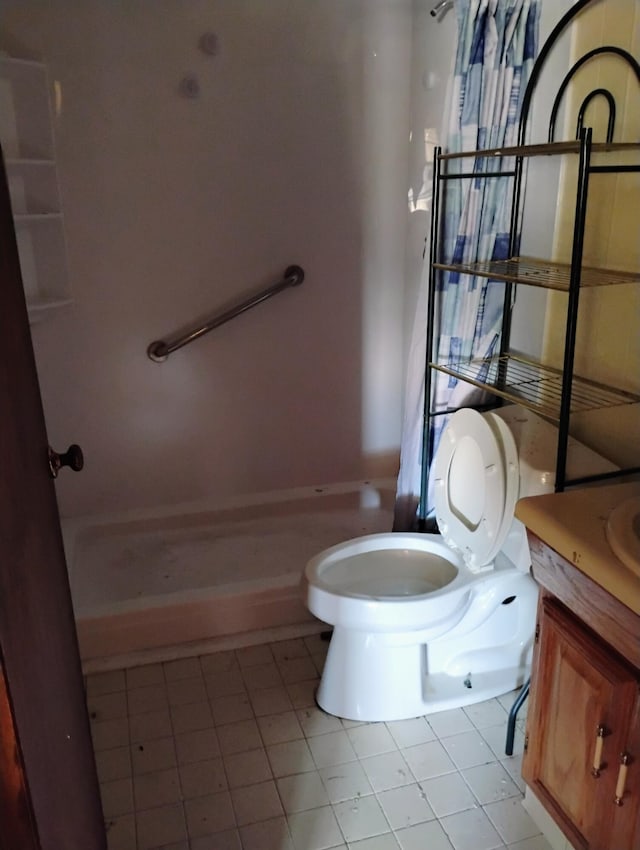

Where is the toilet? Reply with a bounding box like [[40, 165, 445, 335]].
[[302, 404, 616, 722]]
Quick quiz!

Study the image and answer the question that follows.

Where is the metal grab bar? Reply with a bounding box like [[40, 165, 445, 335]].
[[147, 264, 305, 362]]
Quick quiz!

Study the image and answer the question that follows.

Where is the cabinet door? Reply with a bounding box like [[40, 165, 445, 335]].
[[523, 597, 638, 850]]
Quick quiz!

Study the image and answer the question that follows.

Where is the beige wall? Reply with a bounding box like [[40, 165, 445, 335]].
[[543, 0, 640, 466], [2, 0, 413, 518]]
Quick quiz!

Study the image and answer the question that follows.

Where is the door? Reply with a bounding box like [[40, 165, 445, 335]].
[[0, 150, 105, 848], [523, 596, 638, 850]]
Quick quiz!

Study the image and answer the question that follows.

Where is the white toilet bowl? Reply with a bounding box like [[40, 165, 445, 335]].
[[302, 405, 616, 722]]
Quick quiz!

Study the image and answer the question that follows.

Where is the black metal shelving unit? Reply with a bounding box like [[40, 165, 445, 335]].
[[419, 2, 640, 524]]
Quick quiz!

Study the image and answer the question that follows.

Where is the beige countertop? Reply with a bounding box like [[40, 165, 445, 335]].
[[515, 480, 640, 615]]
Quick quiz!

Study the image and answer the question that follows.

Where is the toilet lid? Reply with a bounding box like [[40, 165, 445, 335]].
[[433, 408, 519, 571]]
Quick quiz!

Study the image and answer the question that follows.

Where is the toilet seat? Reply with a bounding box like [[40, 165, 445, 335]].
[[433, 408, 519, 571]]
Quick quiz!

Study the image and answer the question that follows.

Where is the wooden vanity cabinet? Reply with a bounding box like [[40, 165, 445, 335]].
[[522, 535, 640, 850]]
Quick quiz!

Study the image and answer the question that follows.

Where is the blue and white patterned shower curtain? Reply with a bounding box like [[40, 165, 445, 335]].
[[395, 0, 540, 527]]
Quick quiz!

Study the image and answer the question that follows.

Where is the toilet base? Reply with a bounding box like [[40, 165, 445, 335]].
[[316, 642, 529, 722], [315, 576, 537, 722]]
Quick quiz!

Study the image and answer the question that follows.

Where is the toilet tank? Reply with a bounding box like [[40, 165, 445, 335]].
[[493, 404, 618, 498], [490, 404, 618, 572]]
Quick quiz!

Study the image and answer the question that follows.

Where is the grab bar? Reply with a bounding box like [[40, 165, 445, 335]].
[[147, 264, 305, 362]]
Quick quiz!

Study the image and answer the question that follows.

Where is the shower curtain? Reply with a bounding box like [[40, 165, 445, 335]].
[[395, 0, 540, 530]]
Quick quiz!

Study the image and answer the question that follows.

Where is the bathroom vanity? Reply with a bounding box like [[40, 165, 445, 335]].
[[516, 482, 640, 850]]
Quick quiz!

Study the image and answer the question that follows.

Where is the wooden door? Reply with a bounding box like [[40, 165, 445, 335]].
[[0, 151, 106, 848], [523, 596, 638, 850]]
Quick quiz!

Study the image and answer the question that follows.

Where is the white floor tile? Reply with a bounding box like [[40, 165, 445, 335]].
[[287, 805, 344, 850], [500, 754, 526, 793], [242, 662, 285, 692], [101, 778, 134, 818], [205, 668, 247, 698], [131, 737, 177, 775], [271, 638, 310, 662], [439, 807, 503, 850], [318, 762, 373, 803], [484, 797, 541, 845], [332, 794, 390, 843], [462, 761, 522, 805], [89, 690, 128, 722], [297, 706, 343, 738], [210, 693, 254, 725], [179, 757, 228, 798], [128, 684, 169, 716], [258, 711, 305, 745], [349, 835, 400, 850], [287, 679, 319, 709], [92, 717, 130, 752], [217, 718, 263, 755], [440, 730, 496, 770], [462, 699, 508, 730], [506, 836, 554, 850], [386, 718, 435, 749], [376, 783, 436, 830], [277, 656, 318, 684], [421, 772, 478, 818], [347, 724, 398, 759], [175, 727, 221, 764], [224, 748, 272, 789], [250, 686, 294, 717], [171, 700, 214, 734], [126, 664, 164, 689], [92, 644, 534, 850], [87, 669, 126, 697], [240, 816, 294, 850], [130, 709, 173, 743], [96, 746, 132, 783], [134, 767, 181, 811], [427, 709, 474, 740], [237, 645, 274, 668], [277, 771, 330, 813], [164, 657, 202, 681], [267, 739, 316, 777], [184, 790, 236, 839], [394, 820, 454, 850], [200, 650, 239, 675], [136, 802, 188, 849], [167, 676, 208, 707], [481, 723, 525, 760], [231, 779, 283, 825], [191, 828, 242, 850], [359, 751, 412, 792], [308, 731, 358, 769], [105, 812, 136, 850], [401, 741, 457, 781]]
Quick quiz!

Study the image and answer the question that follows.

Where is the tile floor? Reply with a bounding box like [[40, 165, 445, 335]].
[[87, 633, 551, 850]]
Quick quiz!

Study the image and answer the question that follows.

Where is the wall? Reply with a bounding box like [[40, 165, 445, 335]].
[[542, 0, 640, 466], [1, 0, 412, 518]]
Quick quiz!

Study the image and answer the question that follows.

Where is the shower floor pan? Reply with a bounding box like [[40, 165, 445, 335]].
[[69, 483, 393, 661]]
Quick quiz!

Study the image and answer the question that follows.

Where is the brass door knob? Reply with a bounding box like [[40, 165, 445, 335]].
[[48, 444, 84, 478]]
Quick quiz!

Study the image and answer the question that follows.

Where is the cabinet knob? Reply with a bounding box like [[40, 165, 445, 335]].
[[591, 724, 608, 777], [614, 753, 630, 806], [48, 444, 84, 478]]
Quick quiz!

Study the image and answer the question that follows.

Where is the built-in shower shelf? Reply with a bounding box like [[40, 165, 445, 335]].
[[430, 354, 640, 421], [432, 257, 640, 291], [1, 55, 71, 321]]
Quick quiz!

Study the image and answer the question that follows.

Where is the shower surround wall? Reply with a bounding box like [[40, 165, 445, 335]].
[[1, 0, 412, 519]]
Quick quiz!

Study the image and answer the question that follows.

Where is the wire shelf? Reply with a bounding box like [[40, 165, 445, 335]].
[[432, 257, 639, 291], [430, 354, 640, 421], [438, 140, 640, 161]]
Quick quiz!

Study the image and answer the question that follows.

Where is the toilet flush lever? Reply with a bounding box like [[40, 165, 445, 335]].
[[48, 444, 84, 478]]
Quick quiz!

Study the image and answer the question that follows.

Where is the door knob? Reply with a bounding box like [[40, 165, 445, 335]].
[[48, 444, 84, 478]]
